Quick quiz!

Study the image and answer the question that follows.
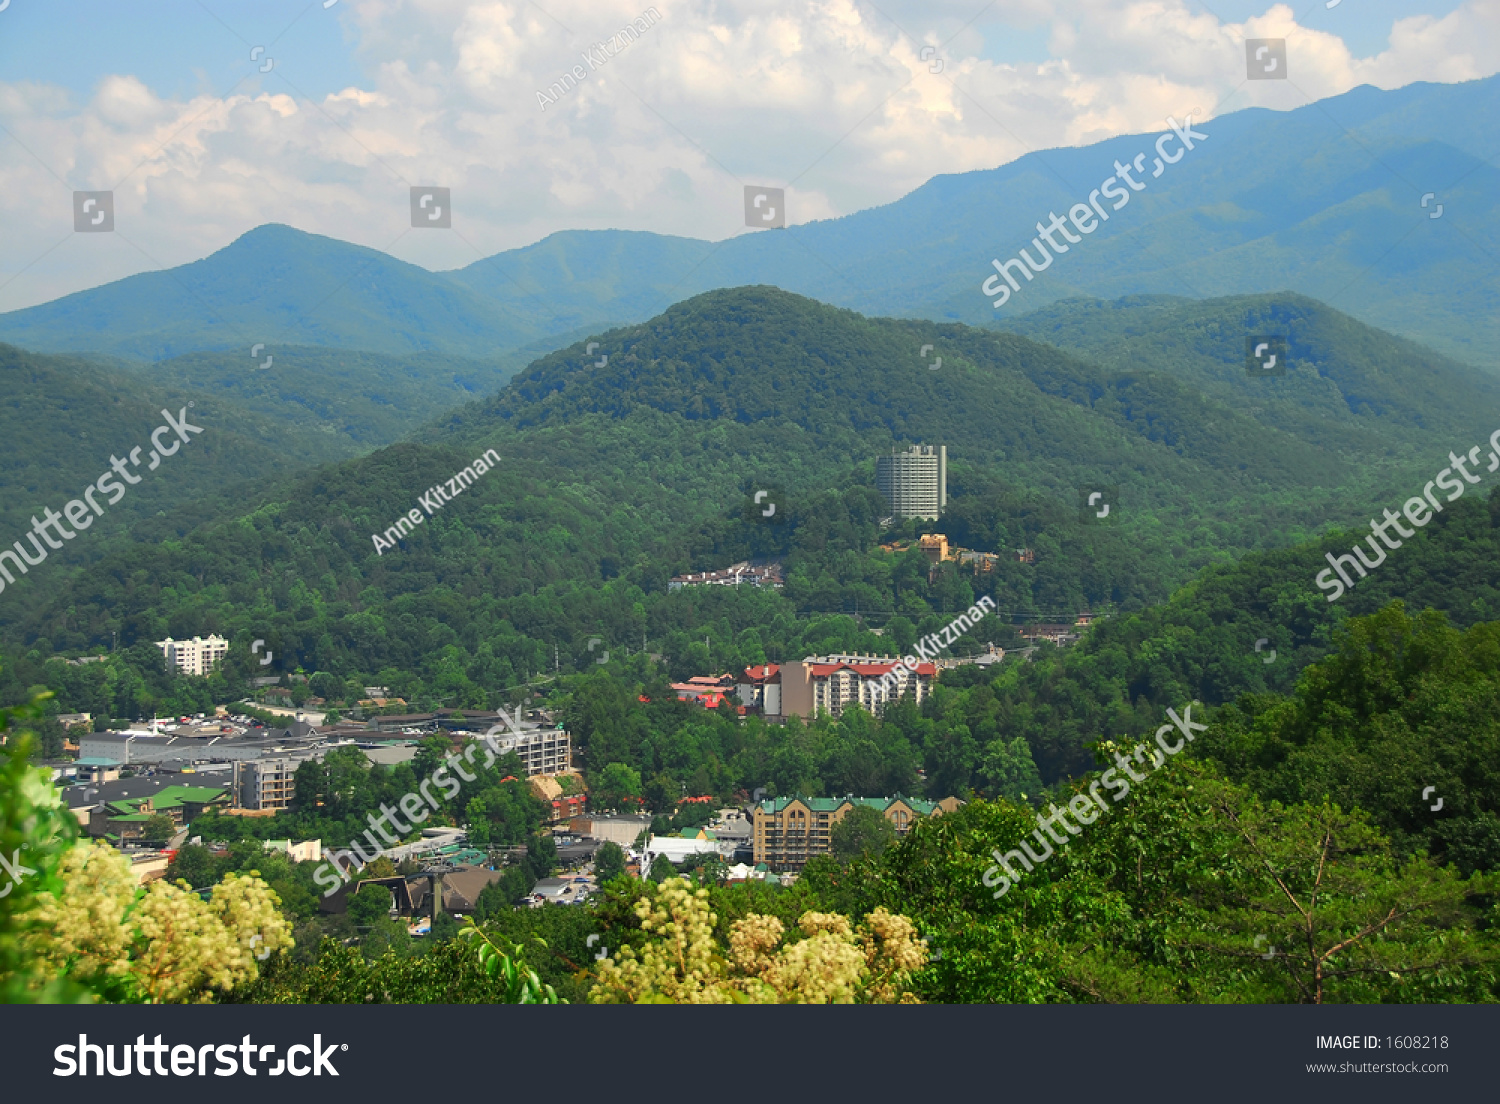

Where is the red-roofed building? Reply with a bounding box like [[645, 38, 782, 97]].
[[737, 664, 783, 716], [779, 654, 936, 719], [670, 676, 738, 711]]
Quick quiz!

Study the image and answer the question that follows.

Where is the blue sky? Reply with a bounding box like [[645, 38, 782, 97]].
[[0, 1, 361, 100], [0, 0, 1469, 98]]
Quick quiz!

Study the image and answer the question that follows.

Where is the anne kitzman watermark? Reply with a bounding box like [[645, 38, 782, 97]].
[[979, 115, 1208, 311], [876, 596, 996, 697], [982, 703, 1207, 898], [0, 407, 205, 598], [538, 7, 661, 111], [1316, 428, 1500, 602], [371, 448, 500, 556]]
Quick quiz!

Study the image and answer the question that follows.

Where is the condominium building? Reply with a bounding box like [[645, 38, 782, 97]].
[[779, 654, 936, 719], [156, 635, 229, 676], [751, 795, 963, 872], [482, 725, 572, 776], [876, 444, 946, 520], [233, 755, 313, 811]]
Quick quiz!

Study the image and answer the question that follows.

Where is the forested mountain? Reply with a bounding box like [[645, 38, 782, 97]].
[[0, 341, 544, 623], [0, 343, 328, 623], [4, 286, 1496, 720], [2, 79, 1495, 367], [454, 76, 1500, 364], [442, 76, 1500, 364], [0, 224, 551, 360], [994, 291, 1500, 445], [131, 345, 520, 452]]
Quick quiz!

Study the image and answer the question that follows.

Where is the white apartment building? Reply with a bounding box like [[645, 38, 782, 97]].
[[156, 634, 229, 676]]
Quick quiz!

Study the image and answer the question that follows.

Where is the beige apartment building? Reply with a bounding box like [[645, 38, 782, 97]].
[[233, 755, 308, 811], [752, 795, 963, 871]]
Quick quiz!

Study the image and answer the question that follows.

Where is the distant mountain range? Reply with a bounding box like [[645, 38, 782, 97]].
[[0, 76, 1494, 366]]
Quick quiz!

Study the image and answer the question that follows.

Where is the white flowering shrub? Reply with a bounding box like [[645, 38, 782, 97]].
[[590, 879, 924, 1004], [24, 839, 293, 1003]]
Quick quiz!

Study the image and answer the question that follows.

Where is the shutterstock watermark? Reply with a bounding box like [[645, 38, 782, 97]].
[[0, 408, 204, 599], [537, 7, 661, 111], [980, 116, 1207, 311], [54, 1035, 344, 1077], [0, 847, 37, 897], [312, 705, 529, 897], [1316, 428, 1500, 602], [371, 448, 500, 556], [982, 704, 1207, 897]]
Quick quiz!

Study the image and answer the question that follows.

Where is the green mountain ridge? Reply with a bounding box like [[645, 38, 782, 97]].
[[132, 345, 520, 451], [0, 224, 554, 360], [7, 287, 1497, 684]]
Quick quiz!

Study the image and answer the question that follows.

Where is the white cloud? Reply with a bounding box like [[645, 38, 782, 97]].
[[0, 0, 1494, 312]]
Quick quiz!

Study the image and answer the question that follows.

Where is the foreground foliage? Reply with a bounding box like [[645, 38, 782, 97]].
[[590, 879, 925, 1004]]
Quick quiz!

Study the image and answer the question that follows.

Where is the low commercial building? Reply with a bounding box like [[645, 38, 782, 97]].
[[1019, 623, 1080, 646], [670, 674, 742, 710], [529, 773, 588, 824], [79, 728, 346, 768], [642, 833, 733, 872], [263, 838, 322, 863], [668, 561, 783, 592], [129, 852, 172, 885], [86, 784, 230, 841], [571, 814, 651, 848], [752, 795, 963, 872]]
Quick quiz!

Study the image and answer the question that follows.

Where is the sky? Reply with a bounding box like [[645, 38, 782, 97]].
[[0, 0, 1495, 311]]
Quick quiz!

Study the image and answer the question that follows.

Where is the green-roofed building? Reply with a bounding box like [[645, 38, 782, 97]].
[[751, 794, 963, 872], [88, 783, 229, 841]]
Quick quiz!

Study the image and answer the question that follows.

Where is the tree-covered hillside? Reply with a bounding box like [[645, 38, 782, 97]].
[[0, 224, 555, 361], [995, 291, 1500, 442], [135, 345, 519, 451], [5, 286, 1497, 692]]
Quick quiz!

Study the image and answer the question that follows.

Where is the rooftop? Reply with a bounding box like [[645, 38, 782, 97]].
[[755, 795, 945, 816], [803, 659, 937, 678]]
